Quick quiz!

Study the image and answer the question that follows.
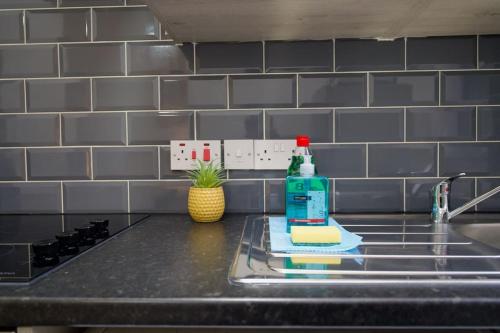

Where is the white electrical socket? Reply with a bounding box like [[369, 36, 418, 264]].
[[224, 140, 254, 169], [254, 140, 295, 170], [170, 140, 221, 170]]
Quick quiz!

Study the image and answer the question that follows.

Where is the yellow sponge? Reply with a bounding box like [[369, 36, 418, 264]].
[[290, 226, 341, 246], [290, 256, 341, 265]]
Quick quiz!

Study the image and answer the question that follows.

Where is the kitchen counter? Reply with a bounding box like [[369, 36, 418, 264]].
[[1, 214, 500, 328]]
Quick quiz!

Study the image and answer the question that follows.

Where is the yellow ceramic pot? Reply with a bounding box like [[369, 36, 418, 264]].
[[188, 187, 225, 222]]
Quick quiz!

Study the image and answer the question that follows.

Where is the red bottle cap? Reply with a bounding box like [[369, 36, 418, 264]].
[[296, 135, 310, 147]]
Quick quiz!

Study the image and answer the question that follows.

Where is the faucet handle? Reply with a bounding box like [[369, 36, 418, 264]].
[[442, 172, 466, 184]]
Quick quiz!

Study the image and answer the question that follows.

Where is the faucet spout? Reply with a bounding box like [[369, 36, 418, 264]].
[[448, 185, 500, 220]]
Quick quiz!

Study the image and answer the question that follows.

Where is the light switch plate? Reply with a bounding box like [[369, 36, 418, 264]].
[[170, 140, 221, 170], [254, 140, 295, 170], [224, 140, 254, 169]]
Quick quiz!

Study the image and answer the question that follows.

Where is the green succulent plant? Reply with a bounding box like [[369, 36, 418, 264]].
[[186, 160, 226, 188]]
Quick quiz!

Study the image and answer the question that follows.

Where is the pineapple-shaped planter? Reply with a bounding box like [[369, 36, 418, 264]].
[[187, 161, 225, 223]]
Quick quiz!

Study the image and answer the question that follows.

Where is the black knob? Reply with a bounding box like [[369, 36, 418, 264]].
[[56, 231, 80, 255], [75, 225, 96, 246], [32, 239, 60, 267], [90, 219, 110, 239]]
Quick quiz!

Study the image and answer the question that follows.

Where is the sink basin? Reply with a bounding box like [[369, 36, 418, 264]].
[[229, 215, 500, 285]]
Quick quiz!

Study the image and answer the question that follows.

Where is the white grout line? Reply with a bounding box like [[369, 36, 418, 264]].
[[438, 71, 441, 106], [193, 42, 197, 74], [404, 37, 407, 70], [89, 8, 94, 42], [365, 143, 369, 177], [366, 72, 369, 107], [60, 181, 64, 213], [90, 147, 94, 180], [0, 5, 146, 12], [127, 180, 131, 213], [403, 179, 406, 212], [226, 75, 230, 109], [295, 73, 299, 108], [263, 180, 266, 213], [436, 143, 440, 176], [262, 41, 266, 72], [24, 148, 28, 181], [57, 43, 61, 77], [124, 42, 128, 76], [157, 146, 161, 179], [403, 107, 407, 142], [193, 110, 197, 140], [332, 39, 335, 72], [23, 80, 27, 113], [125, 111, 129, 145], [332, 179, 336, 212], [475, 177, 478, 212], [89, 78, 93, 111], [58, 113, 62, 146], [157, 75, 161, 110], [475, 106, 479, 141], [476, 35, 480, 69], [22, 10, 27, 44], [262, 109, 266, 139], [332, 108, 336, 143]]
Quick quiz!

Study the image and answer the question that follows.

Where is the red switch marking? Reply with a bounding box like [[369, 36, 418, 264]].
[[203, 148, 211, 161], [191, 150, 196, 160]]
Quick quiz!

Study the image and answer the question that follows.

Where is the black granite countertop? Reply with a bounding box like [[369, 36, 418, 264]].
[[1, 214, 500, 328]]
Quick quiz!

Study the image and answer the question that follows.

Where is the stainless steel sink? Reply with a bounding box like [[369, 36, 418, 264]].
[[229, 215, 500, 285]]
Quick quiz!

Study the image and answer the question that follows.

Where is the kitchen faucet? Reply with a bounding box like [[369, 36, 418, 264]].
[[431, 173, 500, 224]]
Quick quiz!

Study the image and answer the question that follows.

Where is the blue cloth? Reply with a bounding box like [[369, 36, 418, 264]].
[[269, 216, 363, 253]]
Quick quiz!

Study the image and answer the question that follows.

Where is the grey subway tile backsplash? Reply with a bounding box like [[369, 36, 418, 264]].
[[0, 182, 61, 214], [441, 71, 500, 105], [160, 76, 226, 110], [127, 111, 194, 145], [223, 180, 264, 213], [0, 149, 25, 180], [60, 43, 125, 77], [311, 144, 366, 178], [370, 72, 438, 106], [266, 109, 333, 143], [27, 79, 91, 112], [335, 179, 404, 213], [63, 181, 128, 213], [368, 143, 437, 177], [0, 0, 56, 9], [228, 169, 285, 180], [93, 147, 158, 180], [477, 179, 500, 212], [265, 40, 333, 73], [0, 45, 57, 78], [298, 73, 367, 107], [127, 42, 193, 75], [478, 107, 500, 141], [92, 7, 158, 41], [335, 39, 404, 71], [27, 148, 91, 180], [196, 110, 263, 140], [406, 107, 476, 142], [93, 77, 158, 111], [26, 9, 90, 43], [62, 113, 126, 146], [406, 36, 476, 70], [196, 42, 263, 74], [0, 114, 59, 147], [335, 108, 404, 142], [0, 80, 24, 113], [439, 143, 500, 176], [60, 0, 122, 6], [479, 35, 500, 69], [0, 11, 23, 43], [230, 75, 296, 109], [130, 181, 190, 213]]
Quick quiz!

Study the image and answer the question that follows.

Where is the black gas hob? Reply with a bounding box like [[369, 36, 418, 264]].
[[0, 214, 149, 283]]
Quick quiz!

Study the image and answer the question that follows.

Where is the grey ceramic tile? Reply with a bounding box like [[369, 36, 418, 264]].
[[0, 149, 25, 180], [439, 143, 500, 176], [298, 73, 367, 107], [407, 36, 476, 70], [479, 35, 500, 69], [26, 9, 90, 43], [0, 11, 23, 43], [335, 108, 404, 142], [93, 147, 158, 180], [27, 148, 90, 180], [93, 7, 158, 41], [60, 43, 125, 77], [228, 169, 285, 179], [0, 182, 61, 213], [441, 71, 500, 105], [160, 76, 226, 110], [478, 106, 500, 140], [196, 42, 263, 74], [60, 0, 123, 6], [196, 110, 263, 140], [0, 0, 56, 9], [127, 111, 194, 145], [129, 181, 189, 213], [0, 80, 24, 113], [62, 113, 126, 145], [159, 147, 185, 179], [27, 78, 90, 112], [93, 77, 158, 111], [335, 38, 404, 71], [477, 178, 500, 212], [265, 40, 333, 73], [370, 72, 439, 107], [127, 42, 193, 75], [0, 114, 59, 146], [0, 45, 57, 78], [406, 107, 476, 141], [405, 178, 475, 213], [63, 181, 127, 213], [368, 143, 437, 177], [223, 180, 264, 213], [311, 144, 365, 178], [229, 75, 296, 109], [335, 179, 404, 213], [265, 109, 333, 143]]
